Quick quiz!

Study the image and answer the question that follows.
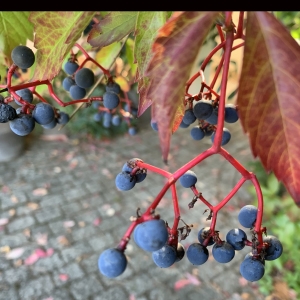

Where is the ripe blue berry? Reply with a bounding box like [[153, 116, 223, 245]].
[[152, 244, 177, 268], [179, 170, 197, 188], [98, 248, 127, 278], [115, 171, 136, 191], [240, 255, 265, 282], [226, 228, 247, 250], [186, 243, 209, 265], [238, 205, 258, 228], [211, 128, 231, 146], [134, 219, 168, 252], [263, 235, 283, 260], [212, 241, 235, 263]]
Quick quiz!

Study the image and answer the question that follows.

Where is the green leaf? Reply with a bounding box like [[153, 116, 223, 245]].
[[0, 12, 34, 66], [124, 38, 137, 77], [29, 11, 95, 81], [88, 12, 137, 48], [95, 41, 124, 69], [266, 173, 280, 195]]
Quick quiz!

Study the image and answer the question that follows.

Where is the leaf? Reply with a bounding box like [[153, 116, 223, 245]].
[[32, 187, 48, 196], [0, 218, 9, 226], [29, 12, 95, 81], [88, 12, 137, 48], [0, 12, 34, 66], [134, 12, 169, 116], [134, 12, 169, 79], [144, 11, 220, 162], [95, 41, 124, 69], [5, 247, 25, 259], [237, 11, 300, 207]]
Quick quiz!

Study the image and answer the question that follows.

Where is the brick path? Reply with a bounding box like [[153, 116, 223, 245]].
[[0, 120, 266, 300]]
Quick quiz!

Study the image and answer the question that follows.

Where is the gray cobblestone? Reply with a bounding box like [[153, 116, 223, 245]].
[[31, 253, 65, 275], [2, 265, 29, 284], [88, 233, 114, 252], [0, 286, 19, 300], [18, 274, 54, 300], [52, 263, 85, 287], [61, 202, 83, 215], [61, 242, 93, 264], [71, 225, 99, 242], [35, 206, 62, 223], [0, 233, 28, 248], [39, 193, 67, 207], [92, 284, 129, 300], [70, 275, 103, 300], [6, 216, 35, 233]]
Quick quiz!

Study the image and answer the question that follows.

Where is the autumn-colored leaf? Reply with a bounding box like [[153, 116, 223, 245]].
[[144, 11, 220, 162], [88, 12, 137, 48], [29, 12, 95, 81], [134, 12, 169, 117], [134, 12, 169, 77], [237, 11, 300, 207], [0, 12, 34, 66], [5, 247, 25, 259], [32, 187, 48, 196]]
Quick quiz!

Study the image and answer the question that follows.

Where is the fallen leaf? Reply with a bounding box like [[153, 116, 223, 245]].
[[93, 218, 101, 226], [174, 279, 193, 291], [185, 272, 201, 285], [40, 134, 69, 142], [0, 218, 9, 226], [78, 221, 85, 227], [8, 209, 15, 216], [63, 220, 75, 228], [35, 233, 48, 246], [69, 159, 78, 169], [24, 252, 39, 265], [27, 202, 40, 210], [57, 236, 70, 246], [10, 195, 18, 203], [23, 228, 31, 238], [32, 188, 48, 196], [59, 273, 69, 281], [6, 247, 25, 259], [0, 246, 10, 253]]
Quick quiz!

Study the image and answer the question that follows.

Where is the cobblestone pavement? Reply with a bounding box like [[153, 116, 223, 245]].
[[0, 121, 267, 300]]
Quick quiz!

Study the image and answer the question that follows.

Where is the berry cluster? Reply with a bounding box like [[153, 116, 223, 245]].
[[91, 85, 138, 135], [151, 101, 239, 146], [99, 162, 282, 282], [0, 45, 70, 136], [1, 41, 139, 138]]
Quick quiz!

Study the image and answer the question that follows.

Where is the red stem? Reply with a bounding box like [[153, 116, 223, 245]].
[[211, 30, 234, 152]]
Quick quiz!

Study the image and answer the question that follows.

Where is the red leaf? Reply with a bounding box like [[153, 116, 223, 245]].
[[237, 12, 300, 206], [144, 11, 220, 162]]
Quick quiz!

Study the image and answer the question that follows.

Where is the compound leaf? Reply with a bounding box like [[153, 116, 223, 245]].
[[144, 11, 220, 162], [237, 11, 300, 207], [88, 12, 137, 48], [29, 11, 95, 81], [0, 12, 34, 66]]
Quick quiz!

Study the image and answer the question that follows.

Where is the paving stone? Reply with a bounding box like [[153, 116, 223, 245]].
[[0, 286, 19, 300], [18, 275, 54, 300], [71, 225, 99, 242], [69, 275, 103, 300], [92, 284, 129, 300], [31, 253, 65, 276], [2, 265, 30, 284], [35, 206, 62, 224], [61, 242, 93, 264], [52, 263, 85, 287], [0, 233, 28, 248], [6, 216, 35, 233]]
